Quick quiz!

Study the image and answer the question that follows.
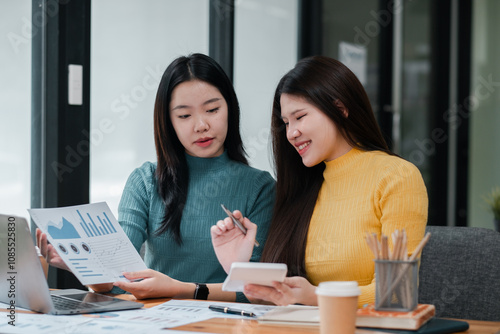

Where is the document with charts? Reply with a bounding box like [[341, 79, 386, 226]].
[[29, 202, 147, 285]]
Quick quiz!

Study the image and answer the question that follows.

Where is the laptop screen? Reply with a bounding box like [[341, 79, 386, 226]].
[[0, 214, 55, 313]]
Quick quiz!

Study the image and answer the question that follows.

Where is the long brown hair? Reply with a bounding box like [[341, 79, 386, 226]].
[[261, 56, 392, 276], [153, 53, 247, 244]]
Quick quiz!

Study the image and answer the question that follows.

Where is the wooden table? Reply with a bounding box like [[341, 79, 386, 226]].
[[116, 294, 500, 334]]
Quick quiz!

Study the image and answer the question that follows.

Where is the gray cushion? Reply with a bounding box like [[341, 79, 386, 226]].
[[418, 226, 500, 321]]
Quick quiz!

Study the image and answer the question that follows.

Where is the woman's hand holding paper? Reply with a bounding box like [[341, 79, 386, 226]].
[[113, 269, 194, 300], [37, 228, 115, 293], [36, 228, 70, 271]]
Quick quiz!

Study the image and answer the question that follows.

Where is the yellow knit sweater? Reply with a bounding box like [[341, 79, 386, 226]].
[[305, 148, 428, 308]]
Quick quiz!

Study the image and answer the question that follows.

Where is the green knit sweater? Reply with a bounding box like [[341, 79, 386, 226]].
[[117, 151, 275, 299]]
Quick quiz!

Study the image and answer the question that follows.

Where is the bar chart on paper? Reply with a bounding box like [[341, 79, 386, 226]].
[[28, 202, 147, 285], [77, 209, 117, 237]]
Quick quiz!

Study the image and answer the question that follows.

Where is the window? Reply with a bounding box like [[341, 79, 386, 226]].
[[90, 1, 209, 215], [0, 0, 31, 219], [234, 0, 298, 173]]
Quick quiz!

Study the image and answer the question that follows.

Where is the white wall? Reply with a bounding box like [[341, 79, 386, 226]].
[[90, 0, 209, 216], [0, 0, 31, 219], [234, 0, 298, 175]]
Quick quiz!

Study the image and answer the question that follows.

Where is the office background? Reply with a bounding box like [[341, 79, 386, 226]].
[[1, 0, 499, 287]]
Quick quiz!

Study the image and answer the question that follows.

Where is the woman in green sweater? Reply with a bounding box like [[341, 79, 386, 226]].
[[37, 54, 275, 302]]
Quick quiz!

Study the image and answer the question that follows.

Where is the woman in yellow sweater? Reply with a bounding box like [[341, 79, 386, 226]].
[[211, 55, 428, 307]]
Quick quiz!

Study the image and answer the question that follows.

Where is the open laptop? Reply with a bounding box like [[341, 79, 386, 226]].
[[0, 214, 143, 315]]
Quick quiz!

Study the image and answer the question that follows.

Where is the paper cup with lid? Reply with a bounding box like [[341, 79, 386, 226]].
[[316, 281, 361, 334]]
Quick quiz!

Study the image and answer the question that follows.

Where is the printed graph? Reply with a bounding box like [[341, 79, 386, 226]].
[[77, 209, 117, 237], [47, 217, 81, 239], [29, 202, 148, 285]]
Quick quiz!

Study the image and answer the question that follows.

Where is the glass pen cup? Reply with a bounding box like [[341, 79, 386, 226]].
[[375, 259, 418, 312]]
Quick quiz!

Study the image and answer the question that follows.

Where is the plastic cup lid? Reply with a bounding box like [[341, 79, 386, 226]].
[[315, 281, 361, 297]]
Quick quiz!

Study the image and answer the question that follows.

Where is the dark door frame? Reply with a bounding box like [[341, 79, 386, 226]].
[[31, 0, 91, 289]]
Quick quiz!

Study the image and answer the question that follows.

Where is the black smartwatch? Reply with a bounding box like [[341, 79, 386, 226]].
[[193, 283, 209, 300]]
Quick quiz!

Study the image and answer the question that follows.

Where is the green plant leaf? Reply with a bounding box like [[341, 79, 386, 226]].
[[483, 186, 500, 220]]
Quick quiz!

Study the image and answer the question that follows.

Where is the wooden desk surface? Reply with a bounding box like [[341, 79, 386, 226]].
[[115, 294, 500, 334]]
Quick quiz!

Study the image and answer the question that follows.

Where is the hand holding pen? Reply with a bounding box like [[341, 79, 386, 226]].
[[211, 206, 259, 274], [220, 204, 260, 247]]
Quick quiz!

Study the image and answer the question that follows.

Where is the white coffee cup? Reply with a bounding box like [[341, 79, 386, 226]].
[[316, 281, 361, 334]]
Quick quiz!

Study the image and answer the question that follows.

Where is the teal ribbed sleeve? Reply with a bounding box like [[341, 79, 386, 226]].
[[117, 151, 275, 300]]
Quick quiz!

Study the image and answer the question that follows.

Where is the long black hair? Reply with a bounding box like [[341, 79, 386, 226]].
[[153, 53, 248, 244], [261, 56, 392, 276]]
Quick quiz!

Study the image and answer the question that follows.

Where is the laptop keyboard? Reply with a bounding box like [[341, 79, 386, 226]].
[[51, 295, 95, 310]]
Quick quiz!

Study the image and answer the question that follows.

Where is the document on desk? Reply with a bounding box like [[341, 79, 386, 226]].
[[91, 302, 218, 328], [29, 202, 147, 285], [0, 313, 90, 334], [0, 312, 217, 334], [147, 299, 276, 325], [62, 300, 274, 329]]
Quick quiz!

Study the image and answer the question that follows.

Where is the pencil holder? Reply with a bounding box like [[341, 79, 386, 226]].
[[375, 260, 418, 312]]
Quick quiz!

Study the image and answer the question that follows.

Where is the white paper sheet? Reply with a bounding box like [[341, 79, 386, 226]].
[[86, 300, 275, 329], [150, 299, 276, 322], [65, 299, 273, 329], [0, 313, 91, 334], [72, 307, 214, 329], [28, 202, 147, 285], [0, 300, 272, 333], [0, 312, 216, 334]]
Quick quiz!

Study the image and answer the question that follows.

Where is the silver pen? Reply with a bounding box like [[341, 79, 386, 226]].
[[220, 204, 260, 247]]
